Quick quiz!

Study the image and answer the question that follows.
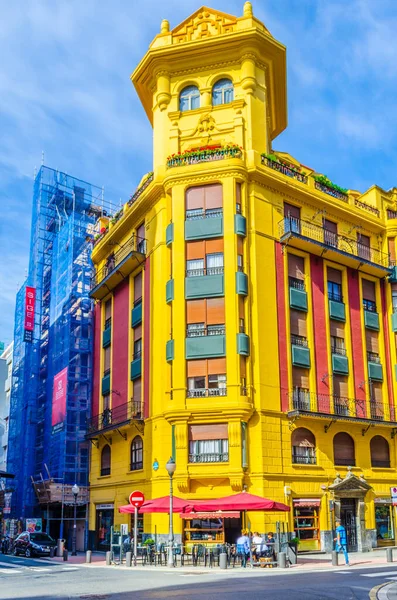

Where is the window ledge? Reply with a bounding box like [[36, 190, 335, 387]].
[[127, 469, 144, 474], [371, 467, 393, 471], [291, 464, 324, 470], [98, 474, 112, 479]]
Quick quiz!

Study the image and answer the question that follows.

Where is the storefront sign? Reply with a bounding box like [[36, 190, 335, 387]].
[[375, 497, 392, 504], [96, 504, 114, 510], [52, 367, 68, 434], [181, 511, 240, 519], [23, 286, 36, 342]]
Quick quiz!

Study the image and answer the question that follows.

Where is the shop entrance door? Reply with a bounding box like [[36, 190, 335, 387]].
[[224, 517, 242, 544], [341, 499, 357, 552]]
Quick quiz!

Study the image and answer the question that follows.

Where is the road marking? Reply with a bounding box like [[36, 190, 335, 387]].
[[361, 571, 397, 577], [61, 567, 79, 571], [0, 568, 22, 574], [336, 570, 352, 574], [29, 567, 52, 572], [386, 576, 397, 580]]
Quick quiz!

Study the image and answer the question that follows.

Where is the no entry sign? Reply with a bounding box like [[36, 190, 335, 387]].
[[129, 490, 145, 508]]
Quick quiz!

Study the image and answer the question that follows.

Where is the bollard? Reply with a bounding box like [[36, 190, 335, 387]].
[[278, 552, 287, 569], [86, 550, 92, 564], [106, 551, 112, 566], [332, 551, 338, 566], [387, 548, 394, 563], [63, 549, 68, 562], [126, 551, 132, 567], [49, 547, 55, 558], [219, 553, 227, 570]]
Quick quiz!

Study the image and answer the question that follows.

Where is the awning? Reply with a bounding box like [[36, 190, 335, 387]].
[[293, 498, 320, 508], [181, 511, 240, 520]]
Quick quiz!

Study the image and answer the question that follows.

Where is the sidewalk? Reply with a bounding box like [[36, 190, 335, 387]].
[[48, 548, 397, 574]]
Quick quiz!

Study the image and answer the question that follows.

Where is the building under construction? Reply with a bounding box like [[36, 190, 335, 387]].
[[6, 166, 115, 545]]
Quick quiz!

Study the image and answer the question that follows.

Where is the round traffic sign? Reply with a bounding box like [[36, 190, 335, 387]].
[[129, 490, 145, 508]]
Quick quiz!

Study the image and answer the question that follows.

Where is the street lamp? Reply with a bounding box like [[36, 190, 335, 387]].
[[71, 484, 79, 556], [165, 457, 176, 568]]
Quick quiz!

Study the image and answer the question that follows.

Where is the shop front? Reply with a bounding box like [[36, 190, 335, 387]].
[[182, 511, 241, 548], [95, 503, 114, 551], [293, 499, 321, 551], [375, 498, 395, 547]]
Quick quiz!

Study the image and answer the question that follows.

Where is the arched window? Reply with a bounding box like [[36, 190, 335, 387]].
[[212, 79, 234, 106], [101, 444, 111, 476], [370, 435, 390, 468], [179, 86, 200, 112], [333, 432, 355, 466], [131, 436, 143, 471], [291, 428, 316, 464]]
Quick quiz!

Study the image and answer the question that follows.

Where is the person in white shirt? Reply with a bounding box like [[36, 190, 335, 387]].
[[252, 532, 266, 560]]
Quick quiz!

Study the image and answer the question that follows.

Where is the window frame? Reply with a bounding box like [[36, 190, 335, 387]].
[[179, 85, 200, 112], [212, 78, 234, 106], [130, 435, 143, 471]]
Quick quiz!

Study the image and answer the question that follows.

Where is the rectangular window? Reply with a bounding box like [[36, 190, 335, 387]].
[[104, 346, 111, 373], [207, 324, 225, 335], [104, 300, 112, 329], [237, 254, 244, 272], [331, 336, 346, 355], [290, 309, 307, 338], [137, 222, 146, 253], [134, 338, 142, 360], [288, 254, 305, 289], [208, 374, 226, 393], [188, 424, 229, 463], [284, 202, 301, 233], [134, 272, 142, 305], [328, 281, 342, 302], [236, 182, 242, 214], [187, 376, 206, 397], [186, 258, 204, 277], [323, 219, 338, 247], [206, 253, 224, 274]]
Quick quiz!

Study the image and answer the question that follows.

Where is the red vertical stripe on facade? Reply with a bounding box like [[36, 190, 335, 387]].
[[380, 280, 395, 420], [92, 303, 101, 417], [143, 257, 150, 419], [275, 242, 289, 411], [310, 256, 330, 410], [112, 279, 129, 410], [348, 269, 366, 417]]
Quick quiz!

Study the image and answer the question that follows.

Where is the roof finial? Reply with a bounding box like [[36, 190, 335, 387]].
[[243, 1, 253, 17], [160, 19, 170, 34]]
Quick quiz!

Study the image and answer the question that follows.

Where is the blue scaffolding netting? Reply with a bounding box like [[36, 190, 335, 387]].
[[7, 166, 116, 518]]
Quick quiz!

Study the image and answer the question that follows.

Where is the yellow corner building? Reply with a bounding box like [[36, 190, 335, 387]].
[[87, 3, 397, 553]]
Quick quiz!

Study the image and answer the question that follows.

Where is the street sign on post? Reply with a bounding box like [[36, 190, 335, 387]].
[[390, 487, 397, 506], [129, 491, 145, 566]]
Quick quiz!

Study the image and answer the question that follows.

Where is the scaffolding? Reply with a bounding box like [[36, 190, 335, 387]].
[[7, 166, 116, 520]]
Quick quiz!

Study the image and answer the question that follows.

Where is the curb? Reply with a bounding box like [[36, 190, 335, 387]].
[[370, 582, 392, 600]]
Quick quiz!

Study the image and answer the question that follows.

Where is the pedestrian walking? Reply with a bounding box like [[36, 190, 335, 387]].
[[334, 521, 349, 566]]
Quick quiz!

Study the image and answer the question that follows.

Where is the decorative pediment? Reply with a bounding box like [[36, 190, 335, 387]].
[[329, 470, 372, 494], [172, 7, 237, 44]]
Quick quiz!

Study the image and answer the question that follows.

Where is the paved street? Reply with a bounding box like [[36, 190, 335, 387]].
[[2, 553, 397, 599]]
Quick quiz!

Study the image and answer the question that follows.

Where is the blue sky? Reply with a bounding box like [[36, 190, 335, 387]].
[[1, 0, 397, 343]]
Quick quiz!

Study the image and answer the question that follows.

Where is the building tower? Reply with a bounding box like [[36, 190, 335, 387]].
[[88, 5, 397, 553], [7, 166, 114, 545]]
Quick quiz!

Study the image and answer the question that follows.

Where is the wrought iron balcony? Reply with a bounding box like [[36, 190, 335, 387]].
[[188, 452, 229, 463], [186, 325, 226, 337], [288, 390, 396, 425], [289, 277, 305, 291], [292, 448, 316, 465], [279, 217, 391, 277], [186, 208, 223, 221], [90, 235, 146, 300], [186, 266, 224, 277], [86, 400, 143, 438], [261, 156, 308, 184]]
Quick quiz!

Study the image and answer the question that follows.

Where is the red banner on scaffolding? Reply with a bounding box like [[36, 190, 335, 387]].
[[23, 286, 36, 342], [52, 367, 68, 433]]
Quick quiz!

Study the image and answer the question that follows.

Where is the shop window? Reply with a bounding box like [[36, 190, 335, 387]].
[[375, 504, 395, 545], [212, 78, 234, 105], [179, 85, 200, 111], [100, 444, 111, 476], [370, 436, 390, 468], [183, 517, 225, 543], [333, 432, 355, 466], [293, 499, 320, 550], [291, 428, 316, 464], [130, 436, 143, 471]]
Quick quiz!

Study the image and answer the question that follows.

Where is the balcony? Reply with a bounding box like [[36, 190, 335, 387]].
[[187, 388, 227, 398], [85, 400, 143, 438], [166, 223, 174, 246], [288, 391, 396, 425], [185, 327, 226, 359], [166, 279, 174, 303], [291, 335, 310, 368], [185, 209, 223, 240], [261, 155, 308, 184], [236, 271, 248, 296], [166, 339, 174, 362], [279, 217, 391, 278], [289, 277, 307, 311], [332, 347, 349, 375], [329, 295, 346, 322], [188, 452, 229, 463], [364, 303, 380, 331], [131, 301, 142, 327], [234, 214, 247, 236], [130, 352, 142, 381], [185, 267, 224, 299], [90, 235, 146, 300], [367, 352, 383, 381]]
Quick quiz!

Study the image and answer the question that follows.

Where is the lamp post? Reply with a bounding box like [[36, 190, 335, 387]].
[[72, 484, 79, 556], [165, 457, 176, 568]]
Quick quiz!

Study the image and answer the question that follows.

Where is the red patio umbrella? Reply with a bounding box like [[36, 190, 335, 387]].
[[119, 495, 194, 514], [188, 492, 290, 512]]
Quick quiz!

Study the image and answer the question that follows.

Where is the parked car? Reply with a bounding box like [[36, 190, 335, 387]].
[[14, 532, 56, 558]]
